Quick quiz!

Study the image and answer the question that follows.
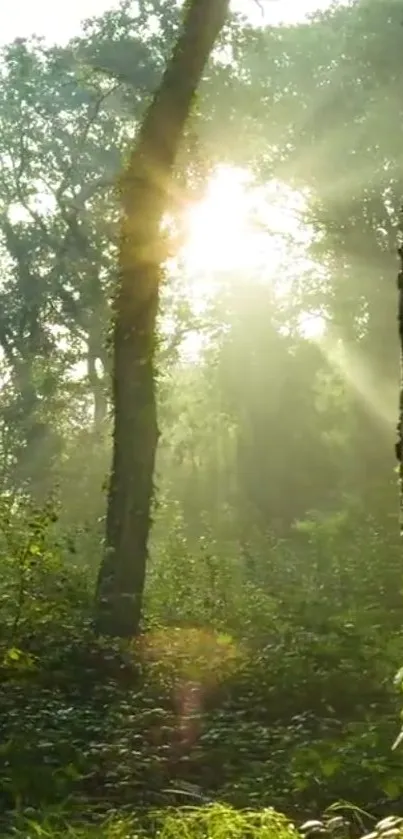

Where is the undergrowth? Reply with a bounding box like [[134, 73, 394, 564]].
[[1, 502, 403, 833], [3, 806, 299, 839]]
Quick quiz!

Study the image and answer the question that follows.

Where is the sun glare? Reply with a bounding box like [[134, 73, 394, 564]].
[[181, 165, 319, 304], [177, 165, 326, 359], [183, 168, 256, 275], [182, 166, 311, 285]]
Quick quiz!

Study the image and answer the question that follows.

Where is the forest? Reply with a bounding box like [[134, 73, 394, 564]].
[[1, 0, 403, 836]]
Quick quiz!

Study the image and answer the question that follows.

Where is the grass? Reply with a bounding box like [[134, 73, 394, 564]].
[[1, 805, 300, 839]]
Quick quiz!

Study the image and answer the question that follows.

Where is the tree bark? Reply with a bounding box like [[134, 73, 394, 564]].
[[95, 0, 230, 637]]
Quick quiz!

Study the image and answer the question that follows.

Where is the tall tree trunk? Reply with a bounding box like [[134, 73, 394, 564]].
[[95, 0, 230, 637]]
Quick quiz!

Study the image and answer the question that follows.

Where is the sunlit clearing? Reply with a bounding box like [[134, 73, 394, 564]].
[[139, 627, 241, 744], [141, 626, 240, 683]]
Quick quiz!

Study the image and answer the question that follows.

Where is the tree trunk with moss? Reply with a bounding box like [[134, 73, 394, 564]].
[[95, 0, 230, 637]]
